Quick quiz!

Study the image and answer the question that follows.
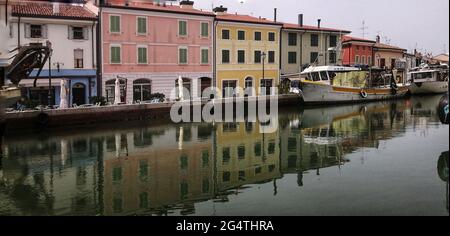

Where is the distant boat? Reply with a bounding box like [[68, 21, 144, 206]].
[[298, 65, 409, 104], [408, 64, 449, 94]]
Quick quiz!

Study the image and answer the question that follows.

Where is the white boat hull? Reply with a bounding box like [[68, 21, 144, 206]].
[[300, 82, 409, 104], [409, 81, 448, 94]]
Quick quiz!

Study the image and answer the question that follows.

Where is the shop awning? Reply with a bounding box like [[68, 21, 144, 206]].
[[18, 78, 63, 87]]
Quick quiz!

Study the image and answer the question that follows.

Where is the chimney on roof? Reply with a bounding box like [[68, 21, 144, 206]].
[[298, 14, 303, 27], [376, 35, 381, 43], [213, 5, 227, 15], [274, 8, 277, 22], [53, 2, 60, 15], [317, 19, 321, 28], [180, 0, 194, 9]]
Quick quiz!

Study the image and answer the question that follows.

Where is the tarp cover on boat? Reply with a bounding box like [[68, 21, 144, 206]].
[[331, 71, 368, 88]]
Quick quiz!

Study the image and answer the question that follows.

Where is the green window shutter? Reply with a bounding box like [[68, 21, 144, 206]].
[[111, 47, 121, 63], [138, 18, 147, 34], [201, 49, 209, 64], [179, 48, 187, 64], [138, 47, 147, 64], [201, 22, 208, 37], [110, 16, 120, 33], [179, 21, 187, 36]]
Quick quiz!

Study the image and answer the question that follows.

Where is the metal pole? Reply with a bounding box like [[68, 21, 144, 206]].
[[48, 53, 52, 107]]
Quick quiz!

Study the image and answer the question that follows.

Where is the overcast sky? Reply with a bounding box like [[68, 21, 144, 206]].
[[191, 0, 449, 55]]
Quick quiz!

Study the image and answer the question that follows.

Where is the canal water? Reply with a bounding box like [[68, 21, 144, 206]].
[[0, 95, 448, 216]]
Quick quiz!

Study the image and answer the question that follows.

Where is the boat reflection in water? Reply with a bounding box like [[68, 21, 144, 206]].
[[0, 95, 448, 215]]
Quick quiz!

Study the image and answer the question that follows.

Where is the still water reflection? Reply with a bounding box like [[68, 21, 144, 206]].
[[0, 95, 448, 216]]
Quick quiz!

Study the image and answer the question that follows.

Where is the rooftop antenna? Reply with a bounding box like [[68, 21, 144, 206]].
[[359, 20, 369, 38]]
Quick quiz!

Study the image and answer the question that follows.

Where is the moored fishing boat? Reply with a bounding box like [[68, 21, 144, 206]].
[[408, 64, 449, 94], [298, 66, 409, 104]]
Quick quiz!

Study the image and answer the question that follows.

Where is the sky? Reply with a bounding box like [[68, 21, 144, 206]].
[[190, 0, 449, 55]]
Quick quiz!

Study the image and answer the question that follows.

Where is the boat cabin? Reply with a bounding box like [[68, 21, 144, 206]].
[[409, 64, 449, 83]]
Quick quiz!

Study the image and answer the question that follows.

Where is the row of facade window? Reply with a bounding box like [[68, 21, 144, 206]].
[[222, 141, 277, 163], [355, 55, 373, 65], [221, 164, 277, 182], [221, 29, 276, 42], [221, 50, 276, 64], [109, 15, 210, 37], [288, 33, 337, 47], [287, 51, 337, 64], [109, 45, 210, 65], [24, 24, 89, 40]]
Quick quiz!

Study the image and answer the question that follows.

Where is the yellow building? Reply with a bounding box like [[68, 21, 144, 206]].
[[214, 6, 282, 97]]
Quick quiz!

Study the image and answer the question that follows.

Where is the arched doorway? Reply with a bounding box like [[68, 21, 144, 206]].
[[72, 83, 86, 105], [175, 78, 191, 99], [245, 77, 254, 97], [133, 79, 151, 103], [200, 77, 212, 98]]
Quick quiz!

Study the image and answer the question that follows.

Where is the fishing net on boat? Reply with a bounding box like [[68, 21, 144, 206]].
[[331, 71, 368, 88]]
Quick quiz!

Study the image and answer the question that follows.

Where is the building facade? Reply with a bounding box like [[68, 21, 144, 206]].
[[281, 16, 350, 76], [101, 0, 214, 104], [341, 36, 375, 66], [373, 36, 407, 70], [4, 0, 98, 106], [214, 6, 282, 98]]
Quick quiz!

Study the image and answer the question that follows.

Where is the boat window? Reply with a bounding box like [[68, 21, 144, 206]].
[[413, 72, 432, 80], [311, 72, 321, 82], [320, 71, 329, 80], [328, 72, 337, 80]]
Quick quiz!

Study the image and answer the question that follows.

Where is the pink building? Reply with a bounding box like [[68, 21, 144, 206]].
[[101, 0, 214, 103]]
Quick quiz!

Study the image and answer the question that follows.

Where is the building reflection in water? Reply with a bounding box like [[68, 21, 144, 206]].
[[0, 95, 447, 215]]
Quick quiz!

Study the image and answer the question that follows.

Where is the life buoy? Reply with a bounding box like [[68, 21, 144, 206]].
[[360, 90, 368, 98]]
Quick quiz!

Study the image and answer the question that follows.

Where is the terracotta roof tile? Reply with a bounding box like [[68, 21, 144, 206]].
[[283, 23, 350, 33], [105, 0, 215, 16], [11, 1, 97, 20], [374, 43, 406, 51], [216, 13, 282, 26], [342, 35, 375, 43]]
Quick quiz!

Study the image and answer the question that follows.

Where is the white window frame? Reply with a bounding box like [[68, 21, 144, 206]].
[[178, 20, 188, 37], [109, 14, 121, 34], [136, 16, 148, 36], [355, 55, 360, 64], [221, 49, 231, 64], [253, 30, 262, 41], [200, 47, 209, 65], [267, 31, 277, 42], [221, 28, 231, 40], [236, 49, 246, 64], [237, 29, 246, 41], [200, 22, 209, 38], [178, 46, 188, 64], [137, 45, 148, 64], [110, 44, 122, 64]]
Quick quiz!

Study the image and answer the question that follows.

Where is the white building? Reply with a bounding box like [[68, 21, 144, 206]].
[[1, 0, 98, 107]]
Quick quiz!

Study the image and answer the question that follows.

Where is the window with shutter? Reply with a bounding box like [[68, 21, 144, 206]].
[[110, 46, 121, 64], [179, 21, 187, 36], [201, 22, 209, 37], [110, 15, 120, 33], [137, 17, 147, 35], [201, 48, 209, 64], [179, 47, 188, 64], [72, 27, 84, 40], [137, 47, 147, 64]]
